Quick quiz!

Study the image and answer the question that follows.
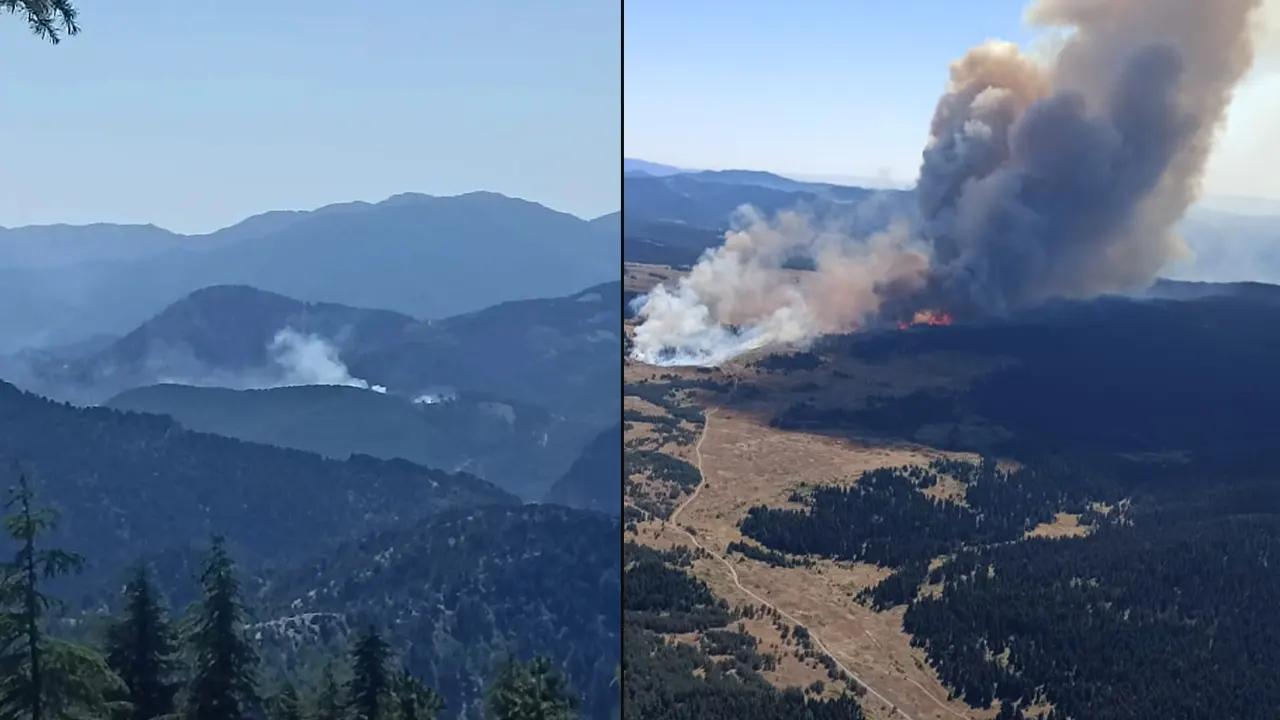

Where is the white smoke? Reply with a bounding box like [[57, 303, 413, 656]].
[[630, 208, 927, 366], [268, 328, 386, 392]]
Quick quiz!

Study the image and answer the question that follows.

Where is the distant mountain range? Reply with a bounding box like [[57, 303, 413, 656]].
[[1166, 208, 1280, 285], [3, 280, 620, 499], [623, 157, 906, 189], [8, 281, 620, 422], [0, 191, 619, 352], [623, 158, 691, 177], [622, 166, 913, 269]]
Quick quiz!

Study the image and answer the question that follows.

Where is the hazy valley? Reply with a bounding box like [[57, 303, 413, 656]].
[[0, 191, 622, 719]]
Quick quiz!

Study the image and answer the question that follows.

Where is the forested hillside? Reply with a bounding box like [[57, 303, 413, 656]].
[[262, 505, 621, 719], [357, 282, 621, 425], [0, 381, 621, 717], [738, 453, 1280, 718], [905, 514, 1280, 718], [108, 384, 596, 499], [0, 474, 587, 720], [0, 380, 514, 602]]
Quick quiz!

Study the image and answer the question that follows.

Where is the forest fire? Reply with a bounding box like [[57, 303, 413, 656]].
[[898, 309, 954, 330], [629, 0, 1260, 368]]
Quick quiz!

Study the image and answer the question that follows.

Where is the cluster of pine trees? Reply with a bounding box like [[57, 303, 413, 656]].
[[0, 470, 578, 720], [903, 515, 1280, 719], [740, 458, 1112, 570]]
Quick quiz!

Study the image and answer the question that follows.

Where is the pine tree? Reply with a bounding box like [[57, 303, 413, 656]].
[[0, 467, 124, 720], [105, 564, 178, 720], [268, 681, 302, 720], [393, 671, 444, 720], [312, 663, 344, 720], [347, 626, 391, 720], [185, 536, 259, 720], [1, 0, 78, 42], [485, 657, 577, 720]]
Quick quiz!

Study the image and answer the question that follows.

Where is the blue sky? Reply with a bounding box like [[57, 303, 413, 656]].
[[1, 1, 620, 232], [625, 0, 1280, 201]]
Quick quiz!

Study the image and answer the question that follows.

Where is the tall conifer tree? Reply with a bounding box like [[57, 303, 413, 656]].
[[105, 564, 178, 720], [347, 626, 391, 720], [0, 468, 123, 720], [185, 536, 259, 720]]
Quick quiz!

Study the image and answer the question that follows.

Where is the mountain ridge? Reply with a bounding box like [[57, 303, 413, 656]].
[[6, 279, 620, 413], [105, 383, 600, 500], [545, 424, 622, 514], [0, 190, 620, 353], [1, 190, 603, 240]]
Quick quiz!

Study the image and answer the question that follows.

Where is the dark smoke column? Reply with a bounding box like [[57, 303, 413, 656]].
[[912, 0, 1262, 318]]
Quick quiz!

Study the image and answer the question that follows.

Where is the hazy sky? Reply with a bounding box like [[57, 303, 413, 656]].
[[1, 1, 620, 233], [626, 0, 1280, 202]]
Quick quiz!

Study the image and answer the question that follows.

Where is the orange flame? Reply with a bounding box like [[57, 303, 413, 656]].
[[897, 309, 954, 330]]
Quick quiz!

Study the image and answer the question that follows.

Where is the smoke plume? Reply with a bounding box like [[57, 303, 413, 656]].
[[632, 0, 1263, 366], [914, 0, 1262, 316], [631, 209, 927, 365], [269, 329, 386, 393]]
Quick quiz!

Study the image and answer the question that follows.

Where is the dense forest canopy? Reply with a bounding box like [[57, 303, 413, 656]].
[[0, 380, 514, 602]]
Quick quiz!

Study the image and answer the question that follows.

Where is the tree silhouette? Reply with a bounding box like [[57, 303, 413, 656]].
[[2, 0, 78, 42], [0, 467, 123, 720], [185, 536, 259, 720], [347, 626, 391, 720], [105, 564, 179, 720]]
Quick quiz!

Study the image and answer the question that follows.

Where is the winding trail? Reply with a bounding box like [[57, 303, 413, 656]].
[[667, 408, 718, 525], [669, 408, 973, 720]]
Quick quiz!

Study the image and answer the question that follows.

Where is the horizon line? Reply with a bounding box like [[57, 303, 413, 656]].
[[0, 189, 621, 236]]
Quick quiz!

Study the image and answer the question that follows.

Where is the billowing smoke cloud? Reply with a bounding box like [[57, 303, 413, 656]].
[[631, 209, 927, 365], [632, 0, 1263, 366], [913, 0, 1262, 316], [269, 329, 386, 393]]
